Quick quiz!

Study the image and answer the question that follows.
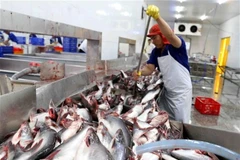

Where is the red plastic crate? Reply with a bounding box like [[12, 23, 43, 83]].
[[194, 97, 221, 115]]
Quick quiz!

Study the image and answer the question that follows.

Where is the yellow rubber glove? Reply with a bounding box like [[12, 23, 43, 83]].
[[146, 5, 160, 20]]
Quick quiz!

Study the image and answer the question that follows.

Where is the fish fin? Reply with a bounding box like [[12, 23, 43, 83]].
[[24, 140, 34, 150], [109, 139, 116, 149], [30, 139, 43, 152], [85, 136, 91, 147], [11, 128, 22, 145], [44, 149, 61, 160], [48, 108, 57, 121]]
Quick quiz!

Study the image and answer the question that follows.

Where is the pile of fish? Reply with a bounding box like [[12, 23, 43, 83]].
[[0, 70, 220, 160]]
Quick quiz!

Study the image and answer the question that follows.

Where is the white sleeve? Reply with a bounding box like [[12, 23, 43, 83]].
[[80, 39, 87, 53]]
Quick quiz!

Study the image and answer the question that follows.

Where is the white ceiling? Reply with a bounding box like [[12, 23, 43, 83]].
[[144, 0, 240, 25]]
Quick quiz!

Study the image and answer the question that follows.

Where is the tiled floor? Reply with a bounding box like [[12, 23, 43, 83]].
[[190, 80, 240, 133]]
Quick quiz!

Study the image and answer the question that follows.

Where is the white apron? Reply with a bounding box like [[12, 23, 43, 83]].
[[158, 50, 192, 123]]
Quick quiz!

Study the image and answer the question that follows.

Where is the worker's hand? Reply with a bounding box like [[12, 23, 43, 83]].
[[3, 40, 10, 46], [132, 70, 141, 80], [146, 5, 160, 20]]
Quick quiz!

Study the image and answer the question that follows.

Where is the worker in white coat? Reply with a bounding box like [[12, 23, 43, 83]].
[[78, 39, 87, 53], [133, 5, 192, 123], [0, 30, 19, 46], [144, 38, 155, 56]]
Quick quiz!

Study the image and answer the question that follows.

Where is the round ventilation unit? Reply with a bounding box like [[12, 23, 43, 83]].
[[178, 24, 186, 32], [190, 25, 198, 33]]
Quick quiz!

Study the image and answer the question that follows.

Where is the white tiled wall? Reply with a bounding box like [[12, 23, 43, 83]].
[[219, 14, 240, 68], [0, 0, 147, 60]]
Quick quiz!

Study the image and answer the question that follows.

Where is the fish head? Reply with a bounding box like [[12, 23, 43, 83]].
[[20, 122, 32, 138], [85, 128, 100, 147], [115, 129, 125, 144], [97, 122, 109, 136]]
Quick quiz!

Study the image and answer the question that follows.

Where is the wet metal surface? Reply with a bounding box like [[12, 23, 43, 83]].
[[3, 54, 86, 65], [36, 70, 96, 109], [0, 86, 36, 141], [0, 58, 86, 77], [191, 80, 240, 133]]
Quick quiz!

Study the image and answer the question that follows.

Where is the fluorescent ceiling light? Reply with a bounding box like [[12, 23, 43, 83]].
[[218, 0, 228, 4], [200, 14, 208, 20], [121, 11, 132, 17], [175, 14, 183, 19], [96, 10, 108, 16], [178, 0, 186, 3], [109, 3, 122, 11], [175, 6, 185, 12]]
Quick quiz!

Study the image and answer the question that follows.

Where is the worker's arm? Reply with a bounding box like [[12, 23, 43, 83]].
[[8, 33, 18, 44], [3, 39, 10, 46], [57, 37, 62, 45], [132, 63, 155, 80], [146, 5, 181, 48]]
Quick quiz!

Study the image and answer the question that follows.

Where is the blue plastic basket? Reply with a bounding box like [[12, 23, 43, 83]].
[[63, 37, 77, 43], [30, 38, 44, 46], [63, 47, 77, 52], [63, 43, 77, 48], [0, 46, 13, 57], [16, 36, 26, 44]]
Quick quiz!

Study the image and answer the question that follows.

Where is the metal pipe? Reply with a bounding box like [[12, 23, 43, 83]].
[[136, 139, 240, 160], [136, 16, 151, 74], [11, 66, 40, 80], [133, 16, 151, 96]]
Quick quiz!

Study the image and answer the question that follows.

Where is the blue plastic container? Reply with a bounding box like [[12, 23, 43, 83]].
[[63, 37, 77, 43], [16, 36, 26, 44], [63, 37, 78, 53], [0, 46, 14, 57], [63, 47, 77, 52], [30, 37, 44, 46]]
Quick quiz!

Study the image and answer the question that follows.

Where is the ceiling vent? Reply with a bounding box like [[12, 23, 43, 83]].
[[174, 23, 202, 36]]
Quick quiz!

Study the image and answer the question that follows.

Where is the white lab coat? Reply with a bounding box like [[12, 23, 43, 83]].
[[79, 39, 87, 53], [158, 50, 192, 123]]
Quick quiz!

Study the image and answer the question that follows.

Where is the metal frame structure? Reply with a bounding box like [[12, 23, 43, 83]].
[[189, 61, 217, 91], [219, 66, 240, 97]]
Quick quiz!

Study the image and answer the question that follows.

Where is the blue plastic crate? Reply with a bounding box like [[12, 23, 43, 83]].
[[63, 37, 77, 43], [0, 46, 13, 57], [63, 42, 77, 45], [63, 47, 77, 52], [16, 36, 26, 44], [30, 37, 44, 46], [63, 43, 77, 48], [63, 45, 77, 50]]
